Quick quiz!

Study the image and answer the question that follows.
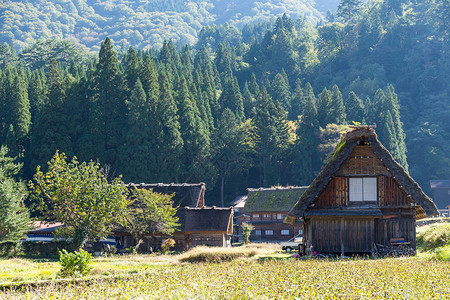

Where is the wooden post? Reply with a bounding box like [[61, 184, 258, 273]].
[[340, 217, 345, 257]]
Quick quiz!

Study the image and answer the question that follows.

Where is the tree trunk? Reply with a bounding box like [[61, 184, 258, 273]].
[[221, 176, 224, 207]]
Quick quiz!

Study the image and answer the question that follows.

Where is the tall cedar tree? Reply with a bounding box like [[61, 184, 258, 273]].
[[337, 0, 363, 22], [330, 85, 346, 124], [31, 59, 72, 171], [91, 37, 126, 169], [175, 76, 210, 181], [120, 79, 153, 182], [345, 91, 365, 123], [294, 83, 319, 185], [253, 87, 290, 187], [0, 146, 30, 242], [155, 72, 183, 182], [271, 72, 291, 112], [219, 75, 245, 121], [289, 79, 303, 121], [9, 69, 31, 147], [211, 108, 247, 206]]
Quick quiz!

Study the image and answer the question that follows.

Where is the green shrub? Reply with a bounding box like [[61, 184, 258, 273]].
[[0, 240, 18, 256], [58, 249, 93, 278], [21, 240, 80, 258]]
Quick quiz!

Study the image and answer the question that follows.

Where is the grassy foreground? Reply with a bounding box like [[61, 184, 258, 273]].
[[2, 257, 449, 299]]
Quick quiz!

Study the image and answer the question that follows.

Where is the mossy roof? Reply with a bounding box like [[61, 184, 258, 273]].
[[284, 127, 439, 224], [243, 186, 308, 213]]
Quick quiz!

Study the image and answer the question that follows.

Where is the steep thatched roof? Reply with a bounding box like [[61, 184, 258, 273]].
[[181, 206, 233, 234], [128, 183, 205, 208], [285, 127, 438, 224], [243, 186, 308, 213]]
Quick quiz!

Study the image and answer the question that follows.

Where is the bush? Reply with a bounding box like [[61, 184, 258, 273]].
[[21, 240, 80, 258], [0, 240, 18, 256], [58, 249, 93, 278]]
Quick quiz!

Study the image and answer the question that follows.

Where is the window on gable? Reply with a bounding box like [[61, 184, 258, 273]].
[[349, 177, 377, 202]]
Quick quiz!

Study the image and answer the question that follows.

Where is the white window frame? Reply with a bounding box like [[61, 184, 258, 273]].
[[349, 177, 377, 202], [277, 213, 284, 220], [255, 229, 261, 236], [281, 229, 290, 235], [265, 230, 273, 236], [298, 229, 303, 235], [253, 214, 259, 219]]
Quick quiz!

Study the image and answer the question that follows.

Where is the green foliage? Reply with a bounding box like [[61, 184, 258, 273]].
[[0, 146, 30, 243], [120, 188, 180, 251], [57, 249, 93, 278], [0, 1, 323, 51], [241, 222, 254, 244], [20, 240, 80, 258], [30, 152, 129, 241]]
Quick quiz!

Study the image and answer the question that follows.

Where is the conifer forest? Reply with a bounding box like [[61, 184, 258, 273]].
[[0, 0, 448, 206]]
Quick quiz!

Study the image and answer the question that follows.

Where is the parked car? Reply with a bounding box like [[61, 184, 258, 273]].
[[281, 235, 304, 253]]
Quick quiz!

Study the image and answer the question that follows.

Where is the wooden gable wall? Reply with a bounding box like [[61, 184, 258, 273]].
[[315, 144, 412, 209]]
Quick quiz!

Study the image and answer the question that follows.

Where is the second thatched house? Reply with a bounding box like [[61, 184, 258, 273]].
[[284, 126, 439, 256], [237, 186, 308, 242]]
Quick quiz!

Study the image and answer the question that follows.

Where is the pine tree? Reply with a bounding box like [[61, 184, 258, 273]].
[[317, 87, 332, 127], [330, 84, 346, 124], [90, 37, 126, 168], [248, 72, 260, 96], [175, 76, 210, 181], [219, 76, 244, 121], [0, 146, 30, 243], [289, 79, 303, 121], [120, 78, 153, 182], [155, 72, 183, 182], [30, 59, 72, 170], [253, 87, 290, 187], [271, 72, 291, 112], [345, 91, 365, 123], [337, 0, 363, 22], [294, 82, 319, 185], [9, 70, 31, 147], [211, 109, 247, 206], [124, 47, 140, 91]]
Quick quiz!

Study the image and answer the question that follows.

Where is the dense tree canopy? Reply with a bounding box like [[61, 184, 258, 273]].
[[0, 0, 447, 206]]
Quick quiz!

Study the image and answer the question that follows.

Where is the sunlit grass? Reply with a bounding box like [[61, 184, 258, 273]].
[[3, 257, 449, 299]]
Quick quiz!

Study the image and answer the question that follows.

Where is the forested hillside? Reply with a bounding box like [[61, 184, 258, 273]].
[[0, 0, 323, 51], [0, 0, 448, 205]]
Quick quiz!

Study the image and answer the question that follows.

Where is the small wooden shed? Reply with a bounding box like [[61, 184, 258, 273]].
[[284, 127, 439, 255]]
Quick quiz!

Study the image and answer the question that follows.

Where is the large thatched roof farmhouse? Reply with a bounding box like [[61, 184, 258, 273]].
[[284, 126, 438, 256]]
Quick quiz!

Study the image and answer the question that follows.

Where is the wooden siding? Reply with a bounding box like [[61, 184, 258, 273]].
[[375, 216, 416, 248], [315, 177, 348, 208], [307, 217, 374, 254], [378, 175, 411, 207], [336, 145, 391, 176]]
